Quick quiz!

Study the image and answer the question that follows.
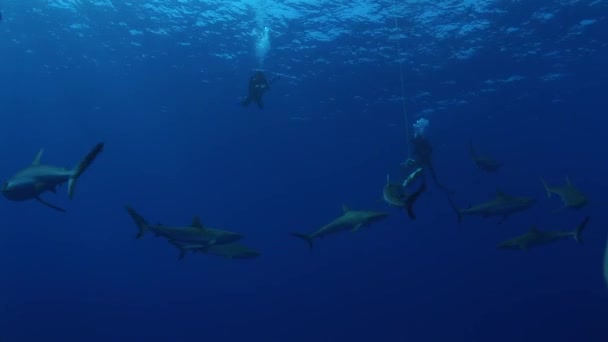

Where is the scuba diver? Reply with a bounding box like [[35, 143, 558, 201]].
[[400, 118, 460, 221], [240, 70, 279, 110], [403, 134, 451, 195]]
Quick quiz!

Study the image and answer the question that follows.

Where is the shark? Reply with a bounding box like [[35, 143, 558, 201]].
[[453, 191, 536, 224], [540, 177, 587, 210], [382, 174, 427, 220], [1, 142, 104, 212], [291, 205, 389, 249], [469, 140, 501, 173], [170, 240, 261, 260], [497, 216, 590, 251], [604, 234, 608, 288], [125, 206, 243, 247]]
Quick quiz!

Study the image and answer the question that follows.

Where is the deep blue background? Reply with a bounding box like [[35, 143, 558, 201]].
[[1, 2, 607, 341]]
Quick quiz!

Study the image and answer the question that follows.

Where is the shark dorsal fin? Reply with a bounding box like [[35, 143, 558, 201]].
[[32, 149, 44, 165], [191, 216, 204, 229], [566, 176, 572, 186], [342, 204, 350, 213], [495, 190, 510, 200], [386, 174, 390, 185]]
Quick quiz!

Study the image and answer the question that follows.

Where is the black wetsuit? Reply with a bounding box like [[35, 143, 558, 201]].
[[240, 71, 276, 109], [411, 135, 463, 221], [411, 135, 451, 195]]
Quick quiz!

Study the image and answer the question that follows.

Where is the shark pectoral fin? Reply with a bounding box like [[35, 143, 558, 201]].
[[351, 223, 364, 232], [342, 204, 350, 213], [125, 205, 150, 239], [35, 197, 66, 213]]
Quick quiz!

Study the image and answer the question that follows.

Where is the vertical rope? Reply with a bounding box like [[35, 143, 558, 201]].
[[393, 1, 411, 157]]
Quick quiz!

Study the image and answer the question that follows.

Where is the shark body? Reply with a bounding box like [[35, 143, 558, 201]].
[[498, 216, 589, 251], [540, 177, 587, 210], [1, 143, 104, 211], [292, 205, 389, 249], [469, 140, 501, 173], [125, 206, 243, 246], [454, 191, 536, 224]]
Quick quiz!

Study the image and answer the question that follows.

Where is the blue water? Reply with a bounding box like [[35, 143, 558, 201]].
[[1, 1, 607, 341]]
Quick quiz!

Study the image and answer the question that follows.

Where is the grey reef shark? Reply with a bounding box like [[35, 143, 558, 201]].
[[1, 142, 104, 212], [452, 190, 536, 224], [497, 216, 590, 251], [125, 206, 244, 247], [291, 204, 389, 249], [540, 176, 587, 211], [469, 139, 501, 173]]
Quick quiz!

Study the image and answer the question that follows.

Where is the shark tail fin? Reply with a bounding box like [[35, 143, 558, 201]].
[[125, 205, 150, 239], [573, 216, 590, 243], [291, 233, 313, 250], [68, 142, 104, 199], [539, 176, 551, 198]]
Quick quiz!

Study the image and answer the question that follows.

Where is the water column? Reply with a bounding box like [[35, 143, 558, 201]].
[[256, 26, 271, 68], [604, 234, 608, 286], [253, 0, 271, 68]]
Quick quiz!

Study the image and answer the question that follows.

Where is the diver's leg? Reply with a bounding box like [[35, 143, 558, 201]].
[[240, 96, 252, 107], [255, 97, 264, 109]]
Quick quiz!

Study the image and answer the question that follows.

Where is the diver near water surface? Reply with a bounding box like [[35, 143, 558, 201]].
[[240, 70, 279, 109]]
